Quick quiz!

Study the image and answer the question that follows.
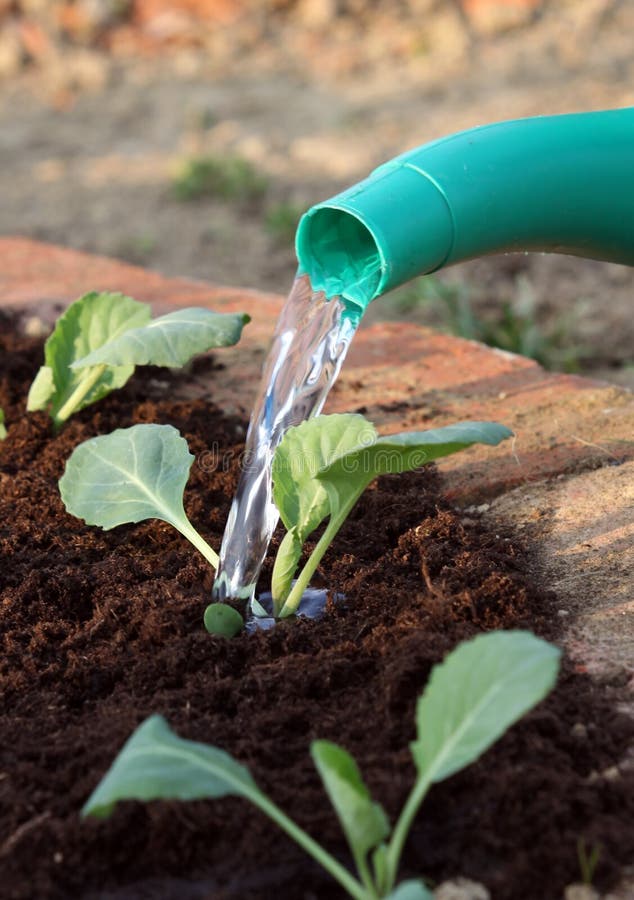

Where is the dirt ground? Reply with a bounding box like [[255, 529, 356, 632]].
[[1, 315, 633, 899], [1, 0, 633, 385]]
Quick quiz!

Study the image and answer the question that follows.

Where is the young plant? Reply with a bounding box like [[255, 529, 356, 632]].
[[264, 201, 304, 244], [173, 155, 268, 203], [577, 837, 602, 887], [60, 415, 512, 634], [82, 630, 561, 899], [0, 408, 6, 440], [60, 423, 218, 563], [28, 291, 249, 429], [388, 274, 583, 372], [269, 414, 513, 618], [59, 423, 244, 638]]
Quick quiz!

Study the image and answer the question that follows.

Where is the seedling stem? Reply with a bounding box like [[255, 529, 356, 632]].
[[247, 788, 368, 900], [177, 520, 219, 570], [383, 773, 433, 890], [55, 364, 107, 426], [277, 493, 357, 618]]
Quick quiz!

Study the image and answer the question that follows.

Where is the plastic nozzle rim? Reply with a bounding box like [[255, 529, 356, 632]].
[[295, 163, 455, 312], [296, 206, 382, 313]]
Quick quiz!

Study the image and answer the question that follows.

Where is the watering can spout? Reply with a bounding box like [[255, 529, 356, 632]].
[[295, 107, 634, 315]]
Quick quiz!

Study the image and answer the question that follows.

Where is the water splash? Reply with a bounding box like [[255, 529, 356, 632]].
[[212, 274, 357, 603], [244, 587, 345, 634]]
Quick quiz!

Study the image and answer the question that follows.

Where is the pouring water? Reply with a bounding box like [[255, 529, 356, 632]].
[[212, 274, 357, 604]]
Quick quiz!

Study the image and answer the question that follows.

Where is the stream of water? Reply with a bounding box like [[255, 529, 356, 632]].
[[212, 274, 358, 604]]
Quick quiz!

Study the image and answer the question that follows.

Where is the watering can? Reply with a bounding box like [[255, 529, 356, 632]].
[[295, 107, 634, 318], [212, 106, 634, 605]]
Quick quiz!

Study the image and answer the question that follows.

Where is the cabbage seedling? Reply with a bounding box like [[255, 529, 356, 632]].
[[61, 415, 512, 635], [269, 414, 513, 618], [60, 424, 244, 638], [28, 291, 249, 429], [82, 630, 560, 899], [60, 424, 219, 566]]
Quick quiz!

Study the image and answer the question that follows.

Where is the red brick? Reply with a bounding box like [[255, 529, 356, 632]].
[[1, 238, 631, 505]]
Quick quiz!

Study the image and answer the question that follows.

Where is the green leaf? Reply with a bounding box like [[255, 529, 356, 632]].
[[412, 631, 561, 783], [27, 291, 151, 425], [204, 602, 244, 637], [71, 307, 249, 369], [271, 414, 377, 607], [27, 293, 248, 429], [82, 715, 258, 818], [26, 365, 55, 411], [317, 420, 513, 535], [60, 423, 192, 529], [384, 881, 434, 900], [0, 408, 6, 440], [372, 843, 389, 893], [274, 417, 513, 618], [59, 423, 218, 568], [271, 526, 303, 606], [371, 420, 513, 471], [319, 421, 514, 508], [311, 740, 390, 862], [382, 632, 560, 892], [273, 413, 376, 537]]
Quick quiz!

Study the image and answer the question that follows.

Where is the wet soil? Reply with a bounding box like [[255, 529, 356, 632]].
[[1, 312, 633, 900]]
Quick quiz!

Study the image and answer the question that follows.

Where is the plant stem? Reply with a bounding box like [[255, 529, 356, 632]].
[[271, 528, 301, 612], [354, 851, 380, 899], [277, 491, 360, 618], [383, 774, 432, 891], [251, 787, 369, 900], [54, 364, 108, 426], [175, 519, 219, 569]]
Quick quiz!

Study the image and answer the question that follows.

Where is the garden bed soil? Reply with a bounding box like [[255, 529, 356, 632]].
[[1, 311, 633, 900]]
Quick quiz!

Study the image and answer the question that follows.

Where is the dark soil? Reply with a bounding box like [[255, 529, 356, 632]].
[[1, 311, 632, 900]]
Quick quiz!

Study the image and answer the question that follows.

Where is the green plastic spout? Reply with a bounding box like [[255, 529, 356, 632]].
[[295, 108, 634, 317]]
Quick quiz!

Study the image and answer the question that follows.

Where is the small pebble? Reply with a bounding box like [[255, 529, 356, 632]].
[[434, 877, 490, 900], [563, 885, 599, 900], [22, 315, 49, 337], [571, 722, 588, 740]]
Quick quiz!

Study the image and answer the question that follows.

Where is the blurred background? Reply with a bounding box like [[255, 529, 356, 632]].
[[1, 0, 633, 385]]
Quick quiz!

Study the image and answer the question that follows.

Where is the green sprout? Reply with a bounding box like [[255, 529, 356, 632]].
[[387, 274, 584, 372], [27, 291, 248, 430], [267, 414, 513, 619], [173, 155, 268, 203], [60, 414, 512, 636], [59, 424, 219, 570], [82, 630, 561, 899], [264, 201, 304, 244], [577, 837, 602, 887]]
